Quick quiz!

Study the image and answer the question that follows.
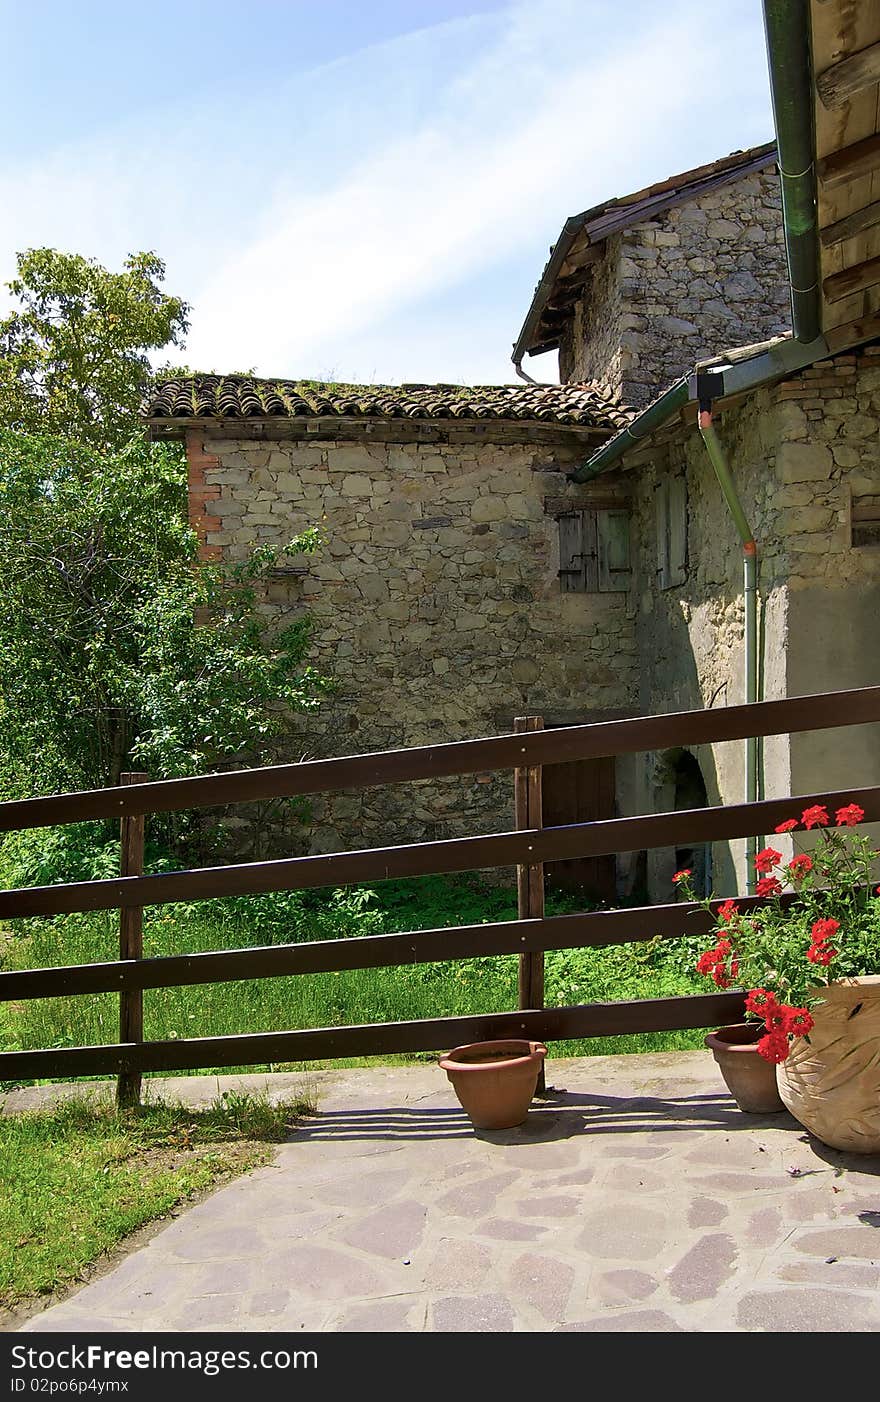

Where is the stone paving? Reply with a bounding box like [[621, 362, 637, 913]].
[[8, 1052, 880, 1333]]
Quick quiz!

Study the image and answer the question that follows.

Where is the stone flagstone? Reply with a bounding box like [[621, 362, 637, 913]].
[[5, 1052, 880, 1334]]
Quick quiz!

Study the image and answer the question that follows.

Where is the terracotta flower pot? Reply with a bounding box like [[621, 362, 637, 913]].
[[705, 1022, 786, 1114], [776, 975, 880, 1154], [440, 1039, 547, 1130]]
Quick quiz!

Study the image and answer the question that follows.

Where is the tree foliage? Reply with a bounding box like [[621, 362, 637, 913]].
[[0, 431, 331, 801], [0, 249, 189, 449]]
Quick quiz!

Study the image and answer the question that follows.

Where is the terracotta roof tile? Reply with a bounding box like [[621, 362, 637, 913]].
[[145, 375, 630, 431]]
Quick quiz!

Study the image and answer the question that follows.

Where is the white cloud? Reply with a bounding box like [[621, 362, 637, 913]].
[[0, 0, 771, 384]]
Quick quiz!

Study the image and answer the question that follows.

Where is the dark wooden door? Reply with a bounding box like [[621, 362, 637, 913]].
[[542, 754, 617, 902]]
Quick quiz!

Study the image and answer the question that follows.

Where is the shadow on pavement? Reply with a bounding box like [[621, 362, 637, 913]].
[[290, 1088, 803, 1144]]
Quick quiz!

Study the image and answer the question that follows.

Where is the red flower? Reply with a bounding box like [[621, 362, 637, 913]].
[[712, 966, 731, 988], [757, 1030, 790, 1064], [745, 987, 778, 1017], [754, 846, 782, 874], [811, 917, 840, 944], [672, 869, 692, 885], [774, 818, 799, 834], [875, 886, 880, 897], [755, 876, 783, 898], [783, 1007, 814, 1037], [717, 898, 740, 924], [807, 942, 836, 966], [787, 854, 813, 880], [801, 805, 829, 830], [696, 949, 721, 975], [835, 803, 865, 828]]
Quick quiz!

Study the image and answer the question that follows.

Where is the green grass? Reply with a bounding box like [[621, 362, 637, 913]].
[[0, 1089, 310, 1309], [0, 875, 710, 1077]]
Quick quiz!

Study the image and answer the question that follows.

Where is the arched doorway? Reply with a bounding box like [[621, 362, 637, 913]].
[[653, 747, 712, 897]]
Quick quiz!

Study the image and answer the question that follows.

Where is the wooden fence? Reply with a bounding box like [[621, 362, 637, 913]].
[[1, 684, 879, 1104]]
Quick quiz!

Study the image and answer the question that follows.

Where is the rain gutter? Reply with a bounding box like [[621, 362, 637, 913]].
[[762, 0, 820, 343], [573, 334, 828, 482]]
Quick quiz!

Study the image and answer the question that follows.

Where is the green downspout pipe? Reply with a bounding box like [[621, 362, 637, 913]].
[[698, 406, 760, 893], [763, 0, 820, 343]]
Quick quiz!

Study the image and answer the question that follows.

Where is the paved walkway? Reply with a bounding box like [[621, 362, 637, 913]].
[[8, 1053, 880, 1332]]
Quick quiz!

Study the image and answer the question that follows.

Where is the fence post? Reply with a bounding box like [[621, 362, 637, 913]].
[[514, 716, 545, 1091], [117, 771, 148, 1110]]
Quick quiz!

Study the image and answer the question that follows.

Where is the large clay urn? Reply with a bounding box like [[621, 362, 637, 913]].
[[776, 976, 880, 1154], [440, 1039, 546, 1130]]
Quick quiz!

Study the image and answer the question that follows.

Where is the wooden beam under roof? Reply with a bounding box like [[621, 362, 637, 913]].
[[824, 309, 880, 350], [820, 199, 880, 246], [817, 132, 880, 189], [817, 39, 880, 110], [558, 243, 603, 279], [823, 252, 880, 303]]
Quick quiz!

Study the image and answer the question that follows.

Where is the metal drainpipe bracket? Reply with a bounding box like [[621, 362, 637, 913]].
[[694, 368, 726, 414]]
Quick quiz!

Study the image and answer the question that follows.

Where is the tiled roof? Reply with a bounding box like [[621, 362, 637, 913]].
[[145, 375, 630, 431]]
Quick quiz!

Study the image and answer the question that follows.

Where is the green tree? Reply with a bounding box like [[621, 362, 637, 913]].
[[0, 249, 188, 449], [0, 431, 331, 803]]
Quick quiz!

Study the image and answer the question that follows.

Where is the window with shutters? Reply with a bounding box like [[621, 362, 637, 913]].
[[851, 493, 880, 548], [557, 509, 631, 593], [655, 475, 688, 588]]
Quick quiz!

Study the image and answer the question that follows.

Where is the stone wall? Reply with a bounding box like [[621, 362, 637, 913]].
[[188, 425, 640, 858], [559, 168, 790, 408], [629, 345, 880, 897]]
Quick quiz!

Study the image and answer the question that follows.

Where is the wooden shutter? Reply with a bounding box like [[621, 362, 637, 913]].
[[558, 512, 599, 592], [656, 476, 687, 588], [597, 509, 631, 592], [667, 476, 688, 585], [558, 513, 584, 592], [851, 493, 880, 547], [656, 484, 670, 587]]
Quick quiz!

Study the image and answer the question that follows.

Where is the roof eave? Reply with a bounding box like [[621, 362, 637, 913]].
[[147, 414, 611, 442], [511, 214, 587, 367], [573, 333, 830, 480]]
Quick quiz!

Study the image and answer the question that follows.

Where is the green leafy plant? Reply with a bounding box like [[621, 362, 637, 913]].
[[0, 432, 332, 861], [676, 801, 880, 1063], [0, 248, 188, 450]]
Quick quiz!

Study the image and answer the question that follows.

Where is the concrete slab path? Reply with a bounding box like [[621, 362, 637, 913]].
[[8, 1052, 880, 1333]]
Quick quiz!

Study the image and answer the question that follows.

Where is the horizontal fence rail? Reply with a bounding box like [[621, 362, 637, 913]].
[[1, 684, 879, 832], [1, 684, 877, 1094], [0, 891, 816, 1003], [0, 992, 749, 1081], [1, 783, 878, 921]]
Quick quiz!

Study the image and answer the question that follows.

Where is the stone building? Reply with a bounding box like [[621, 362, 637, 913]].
[[513, 142, 790, 409], [594, 343, 880, 897], [510, 117, 880, 897], [147, 133, 880, 902], [151, 382, 638, 896]]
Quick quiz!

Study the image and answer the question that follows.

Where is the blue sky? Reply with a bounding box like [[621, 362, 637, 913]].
[[1, 0, 773, 384]]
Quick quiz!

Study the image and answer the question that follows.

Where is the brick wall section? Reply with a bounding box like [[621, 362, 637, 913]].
[[185, 430, 224, 562]]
